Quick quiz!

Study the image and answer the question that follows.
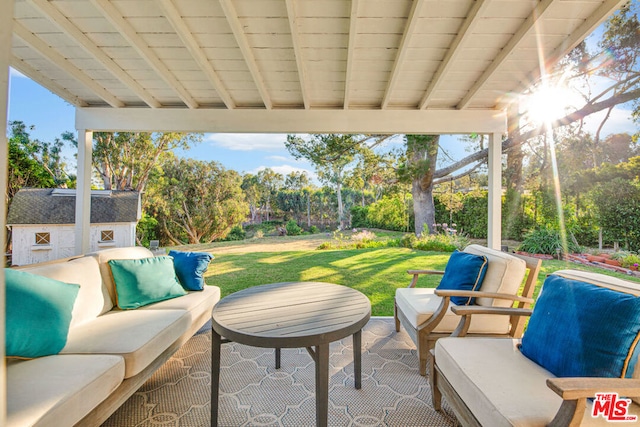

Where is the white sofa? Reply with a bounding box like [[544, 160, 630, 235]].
[[430, 269, 640, 426], [6, 246, 220, 427]]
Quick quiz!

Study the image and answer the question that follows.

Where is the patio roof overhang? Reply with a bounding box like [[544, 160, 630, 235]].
[[0, 0, 630, 422]]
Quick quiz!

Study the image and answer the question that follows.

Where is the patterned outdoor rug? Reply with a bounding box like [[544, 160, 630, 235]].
[[103, 317, 457, 427]]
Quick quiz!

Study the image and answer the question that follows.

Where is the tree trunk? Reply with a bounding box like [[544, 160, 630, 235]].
[[407, 135, 439, 236], [336, 179, 344, 229]]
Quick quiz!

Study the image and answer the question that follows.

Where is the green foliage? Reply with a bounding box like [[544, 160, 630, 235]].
[[316, 230, 401, 250], [350, 205, 369, 228], [621, 253, 640, 268], [224, 225, 247, 241], [150, 158, 248, 245], [400, 231, 469, 252], [309, 225, 319, 234], [136, 212, 159, 247], [365, 195, 410, 231], [518, 227, 582, 255], [285, 219, 302, 236], [590, 177, 640, 251]]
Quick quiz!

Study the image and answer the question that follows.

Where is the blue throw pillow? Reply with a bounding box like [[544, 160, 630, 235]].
[[520, 274, 640, 378], [5, 269, 80, 358], [108, 257, 187, 309], [436, 250, 488, 305], [168, 250, 214, 291]]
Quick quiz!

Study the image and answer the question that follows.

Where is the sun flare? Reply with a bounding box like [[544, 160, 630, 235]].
[[522, 84, 579, 125]]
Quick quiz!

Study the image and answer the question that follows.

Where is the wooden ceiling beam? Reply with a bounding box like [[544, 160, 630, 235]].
[[457, 0, 555, 110], [27, 0, 161, 108], [13, 21, 124, 108], [219, 0, 273, 109], [343, 0, 359, 110], [419, 0, 488, 110], [381, 0, 424, 110], [159, 0, 235, 109], [90, 0, 199, 109], [11, 57, 89, 107], [285, 0, 309, 109]]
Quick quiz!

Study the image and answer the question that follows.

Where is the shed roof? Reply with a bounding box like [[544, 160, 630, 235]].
[[7, 188, 141, 225]]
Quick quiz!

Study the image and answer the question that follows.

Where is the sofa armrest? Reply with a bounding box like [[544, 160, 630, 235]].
[[406, 269, 445, 288], [449, 305, 533, 337], [546, 378, 640, 427]]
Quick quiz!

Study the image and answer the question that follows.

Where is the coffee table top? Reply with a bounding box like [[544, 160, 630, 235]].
[[211, 281, 371, 348]]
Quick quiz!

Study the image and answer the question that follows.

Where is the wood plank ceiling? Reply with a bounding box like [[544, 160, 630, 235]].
[[10, 0, 626, 114]]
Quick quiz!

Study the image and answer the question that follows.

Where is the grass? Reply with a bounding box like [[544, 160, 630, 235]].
[[190, 234, 640, 316]]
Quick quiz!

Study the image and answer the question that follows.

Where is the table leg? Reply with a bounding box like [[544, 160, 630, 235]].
[[353, 330, 362, 389], [275, 347, 281, 369], [211, 330, 222, 427], [315, 343, 329, 427]]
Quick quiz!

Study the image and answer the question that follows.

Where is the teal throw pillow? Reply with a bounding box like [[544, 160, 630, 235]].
[[168, 250, 214, 291], [520, 274, 640, 378], [108, 257, 187, 309], [436, 250, 488, 305], [5, 269, 80, 358]]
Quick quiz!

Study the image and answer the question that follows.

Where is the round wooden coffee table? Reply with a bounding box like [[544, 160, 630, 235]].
[[210, 281, 371, 427]]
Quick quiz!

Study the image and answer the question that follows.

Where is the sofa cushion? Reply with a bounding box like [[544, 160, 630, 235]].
[[436, 250, 488, 305], [520, 274, 640, 378], [395, 287, 510, 334], [61, 308, 190, 378], [141, 285, 221, 339], [168, 250, 214, 291], [89, 246, 156, 306], [18, 256, 113, 325], [109, 256, 187, 309], [5, 269, 79, 358], [464, 244, 526, 308], [6, 354, 124, 427]]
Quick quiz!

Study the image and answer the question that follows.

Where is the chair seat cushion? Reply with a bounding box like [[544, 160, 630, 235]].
[[436, 250, 488, 305], [395, 287, 510, 334], [520, 274, 640, 378]]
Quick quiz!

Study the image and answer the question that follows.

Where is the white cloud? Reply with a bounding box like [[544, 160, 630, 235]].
[[267, 155, 293, 162], [205, 133, 288, 151]]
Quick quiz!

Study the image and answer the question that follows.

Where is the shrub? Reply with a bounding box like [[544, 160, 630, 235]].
[[309, 225, 319, 234], [518, 227, 581, 256], [285, 219, 302, 236], [365, 195, 409, 231], [224, 225, 246, 241], [399, 231, 469, 252], [350, 205, 369, 228], [351, 230, 376, 243], [253, 229, 264, 239], [621, 253, 640, 269]]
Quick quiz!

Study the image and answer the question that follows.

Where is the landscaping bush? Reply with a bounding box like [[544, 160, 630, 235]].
[[365, 195, 410, 231], [224, 225, 246, 241], [518, 227, 581, 255], [309, 225, 319, 234], [285, 219, 302, 236], [350, 205, 369, 228], [399, 231, 468, 252]]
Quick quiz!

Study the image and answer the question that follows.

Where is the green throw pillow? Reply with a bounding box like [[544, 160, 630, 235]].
[[108, 256, 187, 309], [5, 268, 80, 358]]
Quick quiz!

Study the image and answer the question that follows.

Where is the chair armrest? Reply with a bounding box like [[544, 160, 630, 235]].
[[547, 377, 640, 401], [448, 305, 532, 337], [406, 269, 444, 288], [435, 289, 534, 305], [546, 378, 640, 427]]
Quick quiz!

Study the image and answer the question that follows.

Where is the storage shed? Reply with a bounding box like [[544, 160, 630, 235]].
[[7, 188, 141, 266]]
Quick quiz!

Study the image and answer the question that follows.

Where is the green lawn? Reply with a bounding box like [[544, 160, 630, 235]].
[[201, 244, 640, 317]]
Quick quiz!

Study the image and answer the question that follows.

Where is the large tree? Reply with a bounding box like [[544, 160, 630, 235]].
[[151, 158, 248, 244], [90, 132, 201, 192]]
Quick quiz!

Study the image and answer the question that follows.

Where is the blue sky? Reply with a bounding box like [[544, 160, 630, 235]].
[[7, 64, 639, 184]]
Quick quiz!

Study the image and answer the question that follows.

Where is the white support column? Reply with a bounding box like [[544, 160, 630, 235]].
[[75, 129, 93, 255], [1, 0, 14, 423], [487, 132, 502, 250]]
